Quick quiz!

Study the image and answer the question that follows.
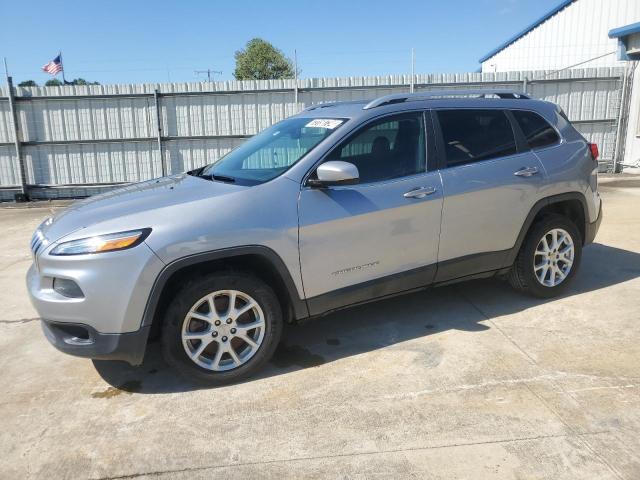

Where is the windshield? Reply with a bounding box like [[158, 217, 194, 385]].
[[200, 117, 346, 185]]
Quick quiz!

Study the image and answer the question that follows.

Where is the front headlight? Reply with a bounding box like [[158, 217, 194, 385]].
[[50, 228, 151, 256]]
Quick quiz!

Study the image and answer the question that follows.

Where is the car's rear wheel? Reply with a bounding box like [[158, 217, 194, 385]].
[[509, 214, 582, 298], [161, 272, 282, 385]]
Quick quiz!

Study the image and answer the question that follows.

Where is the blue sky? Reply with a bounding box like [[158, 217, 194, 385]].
[[0, 0, 561, 86]]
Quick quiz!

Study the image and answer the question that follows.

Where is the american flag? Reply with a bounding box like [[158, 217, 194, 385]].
[[42, 55, 63, 75]]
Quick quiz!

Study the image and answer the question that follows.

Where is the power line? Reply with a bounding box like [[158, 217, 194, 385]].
[[530, 51, 617, 81], [194, 69, 222, 82]]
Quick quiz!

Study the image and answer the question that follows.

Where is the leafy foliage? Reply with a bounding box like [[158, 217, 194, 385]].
[[18, 80, 38, 87], [234, 38, 294, 80], [44, 78, 100, 87], [69, 78, 100, 85]]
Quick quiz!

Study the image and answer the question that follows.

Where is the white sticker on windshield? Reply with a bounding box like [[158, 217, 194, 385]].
[[305, 119, 344, 130]]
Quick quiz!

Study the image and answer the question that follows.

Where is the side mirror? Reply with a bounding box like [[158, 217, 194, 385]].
[[308, 161, 360, 187]]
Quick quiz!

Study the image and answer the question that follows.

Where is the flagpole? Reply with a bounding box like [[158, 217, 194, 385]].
[[59, 51, 66, 83]]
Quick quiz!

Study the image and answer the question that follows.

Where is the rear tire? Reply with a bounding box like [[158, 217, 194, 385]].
[[509, 214, 582, 298], [161, 271, 283, 385]]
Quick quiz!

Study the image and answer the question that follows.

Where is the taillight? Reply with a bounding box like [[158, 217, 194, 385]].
[[589, 143, 599, 161]]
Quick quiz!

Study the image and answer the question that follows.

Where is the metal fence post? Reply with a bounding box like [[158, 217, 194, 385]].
[[153, 88, 166, 177], [612, 63, 633, 173], [410, 48, 415, 93], [6, 77, 28, 201], [294, 50, 299, 107]]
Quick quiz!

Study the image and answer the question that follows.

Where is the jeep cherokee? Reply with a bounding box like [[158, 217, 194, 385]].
[[27, 90, 603, 385]]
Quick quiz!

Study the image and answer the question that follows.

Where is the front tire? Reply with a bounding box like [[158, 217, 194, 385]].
[[161, 272, 283, 385], [509, 214, 582, 298]]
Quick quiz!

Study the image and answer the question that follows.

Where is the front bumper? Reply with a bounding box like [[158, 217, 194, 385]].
[[27, 242, 164, 334], [41, 319, 150, 365], [585, 201, 603, 245], [27, 240, 165, 365]]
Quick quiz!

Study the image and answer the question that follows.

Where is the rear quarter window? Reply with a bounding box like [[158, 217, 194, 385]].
[[512, 110, 560, 149]]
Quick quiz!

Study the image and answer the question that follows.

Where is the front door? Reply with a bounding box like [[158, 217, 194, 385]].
[[298, 111, 443, 315]]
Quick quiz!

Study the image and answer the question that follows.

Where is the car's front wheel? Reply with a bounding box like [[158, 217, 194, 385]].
[[161, 272, 283, 385], [509, 214, 582, 298]]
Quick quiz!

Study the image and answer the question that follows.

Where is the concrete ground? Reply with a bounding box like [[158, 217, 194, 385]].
[[1, 178, 639, 480]]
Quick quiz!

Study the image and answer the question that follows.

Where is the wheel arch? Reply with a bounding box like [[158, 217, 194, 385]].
[[142, 246, 309, 337], [507, 192, 588, 266]]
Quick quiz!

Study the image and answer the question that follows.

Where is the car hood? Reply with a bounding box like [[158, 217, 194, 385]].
[[40, 174, 246, 243]]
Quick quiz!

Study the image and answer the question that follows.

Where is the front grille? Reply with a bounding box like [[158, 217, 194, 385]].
[[30, 230, 47, 258]]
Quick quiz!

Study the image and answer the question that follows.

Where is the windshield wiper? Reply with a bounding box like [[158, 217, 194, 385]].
[[201, 173, 236, 183]]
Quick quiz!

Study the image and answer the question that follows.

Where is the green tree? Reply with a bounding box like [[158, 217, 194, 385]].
[[234, 38, 294, 80], [69, 78, 100, 85], [18, 80, 38, 87], [44, 78, 100, 87]]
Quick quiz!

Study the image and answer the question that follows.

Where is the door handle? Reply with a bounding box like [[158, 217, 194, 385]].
[[403, 186, 437, 199], [514, 166, 539, 177]]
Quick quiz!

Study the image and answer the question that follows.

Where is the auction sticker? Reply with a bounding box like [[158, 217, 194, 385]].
[[305, 119, 344, 129]]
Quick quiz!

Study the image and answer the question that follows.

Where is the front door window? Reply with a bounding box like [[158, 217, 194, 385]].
[[325, 112, 426, 183]]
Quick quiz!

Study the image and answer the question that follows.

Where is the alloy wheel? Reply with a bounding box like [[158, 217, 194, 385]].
[[533, 228, 575, 287], [181, 289, 265, 371]]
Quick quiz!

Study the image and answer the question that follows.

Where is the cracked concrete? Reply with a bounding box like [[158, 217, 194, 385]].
[[0, 317, 40, 324], [0, 177, 639, 479]]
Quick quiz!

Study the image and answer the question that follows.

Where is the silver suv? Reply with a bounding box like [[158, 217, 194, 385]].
[[27, 90, 602, 385]]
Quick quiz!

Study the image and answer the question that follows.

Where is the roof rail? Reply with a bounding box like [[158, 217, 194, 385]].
[[303, 102, 341, 112], [362, 89, 530, 110], [303, 100, 367, 112]]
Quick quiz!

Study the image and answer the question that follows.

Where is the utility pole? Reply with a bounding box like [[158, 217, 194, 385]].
[[194, 69, 222, 82]]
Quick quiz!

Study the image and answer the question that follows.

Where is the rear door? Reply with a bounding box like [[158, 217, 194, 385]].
[[434, 108, 547, 282], [298, 111, 443, 314]]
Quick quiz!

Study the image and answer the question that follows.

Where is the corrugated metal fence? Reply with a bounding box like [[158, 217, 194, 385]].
[[0, 67, 625, 200]]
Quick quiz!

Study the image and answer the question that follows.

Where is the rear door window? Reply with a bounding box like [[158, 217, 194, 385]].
[[437, 109, 517, 167], [511, 110, 560, 149]]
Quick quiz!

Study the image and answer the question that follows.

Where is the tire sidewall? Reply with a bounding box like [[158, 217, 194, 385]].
[[521, 216, 582, 298], [161, 272, 282, 385]]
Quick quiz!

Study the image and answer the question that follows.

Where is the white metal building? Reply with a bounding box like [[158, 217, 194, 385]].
[[480, 0, 639, 72], [479, 0, 640, 171]]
